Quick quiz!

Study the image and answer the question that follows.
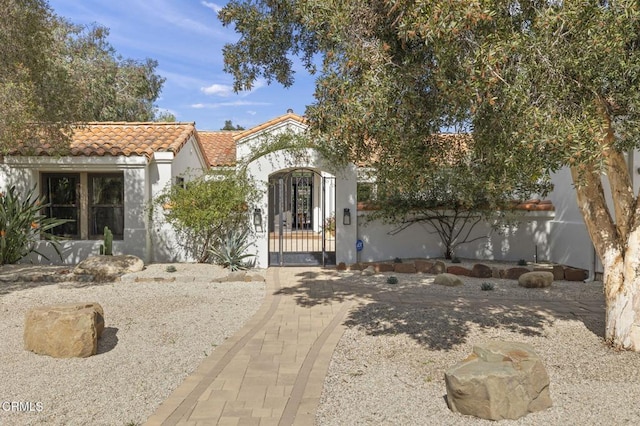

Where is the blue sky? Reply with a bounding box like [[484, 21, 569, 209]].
[[47, 0, 316, 130]]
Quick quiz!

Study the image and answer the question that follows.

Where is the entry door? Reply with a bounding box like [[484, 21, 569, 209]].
[[292, 174, 312, 229]]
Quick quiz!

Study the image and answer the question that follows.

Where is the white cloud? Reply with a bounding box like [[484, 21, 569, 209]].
[[190, 101, 271, 109], [201, 83, 235, 97], [200, 79, 268, 97], [201, 1, 222, 13]]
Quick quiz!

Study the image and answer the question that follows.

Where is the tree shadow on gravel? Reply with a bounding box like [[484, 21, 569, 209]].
[[274, 269, 605, 351]]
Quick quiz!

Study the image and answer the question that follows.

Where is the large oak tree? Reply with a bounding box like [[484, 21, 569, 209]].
[[0, 0, 167, 154], [220, 0, 640, 350]]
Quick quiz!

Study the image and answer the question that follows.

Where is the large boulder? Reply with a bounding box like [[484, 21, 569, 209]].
[[429, 261, 447, 275], [434, 273, 463, 287], [374, 263, 395, 273], [414, 260, 433, 273], [445, 341, 552, 421], [74, 255, 144, 280], [394, 262, 417, 274], [504, 267, 530, 280], [24, 303, 105, 358], [447, 265, 472, 276], [519, 271, 554, 288], [471, 264, 493, 279]]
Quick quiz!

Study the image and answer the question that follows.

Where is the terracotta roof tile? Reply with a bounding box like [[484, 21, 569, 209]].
[[233, 112, 306, 141], [198, 131, 238, 167], [9, 122, 199, 161]]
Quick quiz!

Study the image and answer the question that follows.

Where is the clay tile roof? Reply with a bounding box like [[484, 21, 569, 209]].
[[233, 112, 306, 141], [9, 122, 199, 161], [198, 131, 238, 167]]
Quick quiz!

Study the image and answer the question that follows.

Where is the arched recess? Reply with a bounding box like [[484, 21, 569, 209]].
[[268, 167, 336, 266]]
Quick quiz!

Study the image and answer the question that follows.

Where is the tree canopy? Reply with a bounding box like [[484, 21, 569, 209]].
[[0, 0, 167, 154], [220, 1, 640, 350], [221, 120, 246, 130]]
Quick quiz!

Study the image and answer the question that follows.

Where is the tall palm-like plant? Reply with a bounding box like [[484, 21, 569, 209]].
[[0, 186, 71, 264]]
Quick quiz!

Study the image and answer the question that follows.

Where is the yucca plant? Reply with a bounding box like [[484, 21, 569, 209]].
[[209, 228, 255, 271], [0, 186, 71, 264]]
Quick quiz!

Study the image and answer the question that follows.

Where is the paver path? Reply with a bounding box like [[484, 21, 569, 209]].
[[145, 267, 604, 426], [145, 267, 354, 426]]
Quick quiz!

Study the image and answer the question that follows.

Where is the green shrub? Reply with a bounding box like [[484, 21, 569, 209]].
[[481, 282, 495, 291], [387, 275, 399, 285], [517, 258, 527, 266], [0, 186, 71, 265], [209, 228, 255, 271], [155, 170, 258, 263], [451, 257, 461, 263], [165, 265, 177, 273], [394, 257, 402, 263]]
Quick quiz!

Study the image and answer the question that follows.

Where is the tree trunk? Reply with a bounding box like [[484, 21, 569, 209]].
[[603, 252, 640, 350], [571, 160, 640, 351]]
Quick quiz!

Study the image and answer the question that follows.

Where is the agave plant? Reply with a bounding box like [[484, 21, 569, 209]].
[[0, 185, 71, 264], [209, 228, 255, 271]]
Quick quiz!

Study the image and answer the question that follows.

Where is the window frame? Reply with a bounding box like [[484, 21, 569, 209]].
[[41, 172, 124, 240], [41, 173, 81, 239], [88, 173, 125, 240]]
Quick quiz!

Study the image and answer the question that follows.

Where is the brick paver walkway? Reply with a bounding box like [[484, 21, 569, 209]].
[[145, 267, 354, 426], [145, 267, 604, 426]]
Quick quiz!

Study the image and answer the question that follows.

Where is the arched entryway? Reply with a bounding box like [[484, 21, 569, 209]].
[[268, 168, 336, 266]]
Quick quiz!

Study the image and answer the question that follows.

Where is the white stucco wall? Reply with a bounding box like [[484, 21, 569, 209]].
[[1, 156, 150, 264], [237, 118, 358, 268], [356, 210, 554, 264], [171, 135, 208, 181], [147, 137, 209, 263]]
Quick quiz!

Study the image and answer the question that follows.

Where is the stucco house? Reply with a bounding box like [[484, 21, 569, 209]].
[[0, 122, 209, 264], [0, 112, 608, 278]]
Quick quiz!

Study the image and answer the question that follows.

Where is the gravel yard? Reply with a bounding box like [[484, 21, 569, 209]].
[[3, 260, 640, 425], [315, 269, 640, 425], [0, 263, 265, 426]]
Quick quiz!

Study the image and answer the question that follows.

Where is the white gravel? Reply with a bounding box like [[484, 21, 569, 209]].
[[0, 263, 265, 426], [4, 260, 640, 426], [315, 269, 640, 425]]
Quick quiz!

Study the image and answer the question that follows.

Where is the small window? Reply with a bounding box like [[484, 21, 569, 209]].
[[89, 174, 124, 239], [42, 173, 80, 238]]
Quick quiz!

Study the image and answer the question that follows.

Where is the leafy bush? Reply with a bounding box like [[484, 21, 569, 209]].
[[209, 228, 255, 271], [156, 170, 258, 262], [481, 282, 495, 291], [517, 258, 527, 266], [394, 257, 402, 263], [165, 265, 177, 273], [451, 257, 461, 263], [387, 275, 399, 285], [0, 186, 70, 264]]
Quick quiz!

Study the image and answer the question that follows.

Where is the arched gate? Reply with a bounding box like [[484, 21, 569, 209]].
[[268, 169, 336, 266]]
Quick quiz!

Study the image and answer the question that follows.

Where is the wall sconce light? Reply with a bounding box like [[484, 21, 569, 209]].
[[343, 208, 352, 226], [253, 208, 263, 231]]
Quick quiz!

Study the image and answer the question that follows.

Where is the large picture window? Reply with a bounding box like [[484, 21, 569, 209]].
[[42, 172, 124, 240]]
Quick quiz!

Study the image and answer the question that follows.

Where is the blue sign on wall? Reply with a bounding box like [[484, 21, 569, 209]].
[[356, 239, 364, 252]]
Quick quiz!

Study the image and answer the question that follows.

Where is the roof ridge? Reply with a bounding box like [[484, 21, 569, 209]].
[[233, 112, 306, 141], [80, 122, 196, 126]]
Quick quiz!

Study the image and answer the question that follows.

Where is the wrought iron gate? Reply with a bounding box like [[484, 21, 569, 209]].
[[268, 169, 336, 266]]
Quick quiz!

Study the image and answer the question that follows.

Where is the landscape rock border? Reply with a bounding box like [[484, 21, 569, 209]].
[[336, 259, 588, 282]]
